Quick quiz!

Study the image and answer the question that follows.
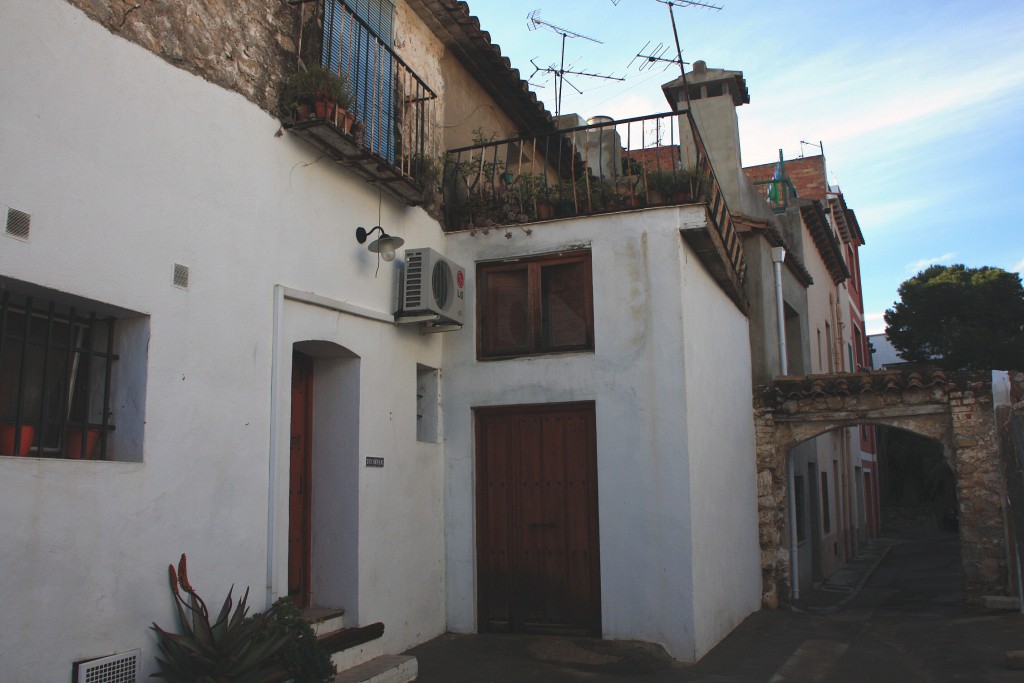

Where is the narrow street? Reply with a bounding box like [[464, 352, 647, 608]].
[[408, 529, 1024, 681]]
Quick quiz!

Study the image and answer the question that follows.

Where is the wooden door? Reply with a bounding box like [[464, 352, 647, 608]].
[[289, 352, 314, 607], [476, 402, 600, 635]]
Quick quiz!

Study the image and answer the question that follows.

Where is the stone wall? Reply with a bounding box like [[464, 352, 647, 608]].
[[65, 0, 299, 113], [754, 370, 1008, 607], [949, 377, 1006, 600], [753, 407, 788, 608]]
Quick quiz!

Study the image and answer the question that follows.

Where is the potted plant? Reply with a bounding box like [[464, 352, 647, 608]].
[[511, 173, 555, 220], [0, 422, 34, 457], [280, 66, 353, 132], [66, 426, 101, 460], [553, 181, 578, 218], [677, 167, 710, 201], [644, 169, 677, 205]]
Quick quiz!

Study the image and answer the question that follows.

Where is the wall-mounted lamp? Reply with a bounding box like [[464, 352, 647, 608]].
[[356, 226, 405, 262]]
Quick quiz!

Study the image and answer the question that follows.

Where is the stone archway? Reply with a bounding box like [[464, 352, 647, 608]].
[[754, 369, 1005, 607]]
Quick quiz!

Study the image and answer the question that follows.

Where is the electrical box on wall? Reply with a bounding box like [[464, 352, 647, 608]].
[[395, 247, 465, 330]]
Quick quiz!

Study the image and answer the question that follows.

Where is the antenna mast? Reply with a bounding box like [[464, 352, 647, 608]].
[[527, 10, 623, 118], [654, 0, 722, 76]]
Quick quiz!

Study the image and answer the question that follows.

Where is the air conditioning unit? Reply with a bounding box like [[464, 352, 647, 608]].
[[396, 247, 465, 327]]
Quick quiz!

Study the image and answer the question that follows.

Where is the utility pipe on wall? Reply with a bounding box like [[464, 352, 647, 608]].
[[771, 246, 799, 600], [771, 246, 788, 376]]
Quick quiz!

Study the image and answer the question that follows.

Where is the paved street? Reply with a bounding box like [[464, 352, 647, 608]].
[[407, 530, 1024, 681]]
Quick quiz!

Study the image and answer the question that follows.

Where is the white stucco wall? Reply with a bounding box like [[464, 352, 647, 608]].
[[678, 243, 762, 659], [441, 206, 760, 661], [0, 2, 446, 679]]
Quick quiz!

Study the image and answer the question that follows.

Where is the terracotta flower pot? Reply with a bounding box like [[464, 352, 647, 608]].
[[0, 423, 35, 456], [536, 202, 555, 220], [66, 427, 101, 460], [314, 98, 336, 120]]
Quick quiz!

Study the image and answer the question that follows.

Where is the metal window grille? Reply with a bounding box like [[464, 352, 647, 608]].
[[0, 290, 117, 459]]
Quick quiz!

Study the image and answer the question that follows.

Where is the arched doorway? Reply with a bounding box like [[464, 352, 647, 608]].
[[289, 340, 360, 613], [754, 369, 1006, 608]]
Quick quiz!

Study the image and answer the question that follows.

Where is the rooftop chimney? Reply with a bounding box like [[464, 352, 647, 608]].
[[662, 61, 750, 207]]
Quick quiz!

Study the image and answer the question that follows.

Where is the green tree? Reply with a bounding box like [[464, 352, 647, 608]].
[[884, 264, 1024, 370]]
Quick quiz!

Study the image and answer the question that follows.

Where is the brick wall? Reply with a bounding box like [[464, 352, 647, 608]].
[[625, 145, 681, 172], [744, 155, 828, 201]]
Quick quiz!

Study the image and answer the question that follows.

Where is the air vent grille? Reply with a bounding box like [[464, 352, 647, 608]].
[[173, 263, 190, 289], [404, 252, 424, 309], [5, 207, 31, 239], [74, 649, 139, 683]]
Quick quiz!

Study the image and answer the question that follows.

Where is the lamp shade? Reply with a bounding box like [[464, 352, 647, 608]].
[[368, 234, 404, 262]]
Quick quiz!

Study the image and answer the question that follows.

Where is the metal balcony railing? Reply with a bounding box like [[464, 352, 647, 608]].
[[442, 111, 746, 300], [283, 0, 438, 206], [443, 112, 707, 230]]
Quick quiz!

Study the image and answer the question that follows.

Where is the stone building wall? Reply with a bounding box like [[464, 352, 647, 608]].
[[755, 370, 1007, 607], [65, 0, 299, 113], [949, 377, 1006, 599]]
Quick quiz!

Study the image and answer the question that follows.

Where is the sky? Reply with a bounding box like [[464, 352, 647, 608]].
[[467, 0, 1024, 334]]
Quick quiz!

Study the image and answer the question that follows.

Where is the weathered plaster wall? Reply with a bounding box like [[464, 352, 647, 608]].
[[0, 2, 447, 679], [439, 54, 521, 151], [441, 206, 760, 662]]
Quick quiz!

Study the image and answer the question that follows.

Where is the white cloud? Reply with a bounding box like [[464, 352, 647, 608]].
[[905, 253, 957, 272], [1012, 258, 1024, 276], [864, 312, 886, 336]]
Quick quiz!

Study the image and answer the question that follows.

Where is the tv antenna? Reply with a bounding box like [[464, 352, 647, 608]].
[[799, 140, 822, 158], [654, 0, 722, 78], [527, 10, 624, 118], [628, 41, 687, 73]]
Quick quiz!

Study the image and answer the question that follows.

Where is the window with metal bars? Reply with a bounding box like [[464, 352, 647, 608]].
[[322, 0, 396, 162], [0, 286, 120, 459]]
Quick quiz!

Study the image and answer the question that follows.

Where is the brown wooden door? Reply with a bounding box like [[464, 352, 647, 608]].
[[476, 402, 600, 635], [289, 352, 313, 607]]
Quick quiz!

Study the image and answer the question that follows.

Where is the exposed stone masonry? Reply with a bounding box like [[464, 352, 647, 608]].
[[66, 0, 299, 113], [755, 369, 1007, 607]]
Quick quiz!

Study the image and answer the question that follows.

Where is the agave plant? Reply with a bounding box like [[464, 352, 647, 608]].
[[151, 554, 290, 683]]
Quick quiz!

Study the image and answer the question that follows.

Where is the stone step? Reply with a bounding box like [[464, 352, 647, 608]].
[[303, 607, 347, 637], [320, 622, 386, 673], [332, 655, 417, 683]]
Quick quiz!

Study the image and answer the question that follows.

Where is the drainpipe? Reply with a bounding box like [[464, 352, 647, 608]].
[[770, 246, 788, 376], [771, 246, 799, 599], [266, 285, 285, 609]]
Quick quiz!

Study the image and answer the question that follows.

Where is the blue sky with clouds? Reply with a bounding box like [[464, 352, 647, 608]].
[[468, 0, 1024, 333]]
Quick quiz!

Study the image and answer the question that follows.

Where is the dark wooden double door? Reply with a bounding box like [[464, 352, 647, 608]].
[[476, 402, 601, 635]]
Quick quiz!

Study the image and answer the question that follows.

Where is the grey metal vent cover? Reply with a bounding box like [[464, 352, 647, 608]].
[[173, 263, 190, 289], [403, 250, 424, 309], [73, 649, 140, 683], [5, 207, 30, 239]]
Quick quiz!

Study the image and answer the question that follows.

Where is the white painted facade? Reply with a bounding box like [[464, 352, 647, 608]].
[[2, 1, 763, 680], [442, 207, 761, 662], [0, 2, 447, 679]]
